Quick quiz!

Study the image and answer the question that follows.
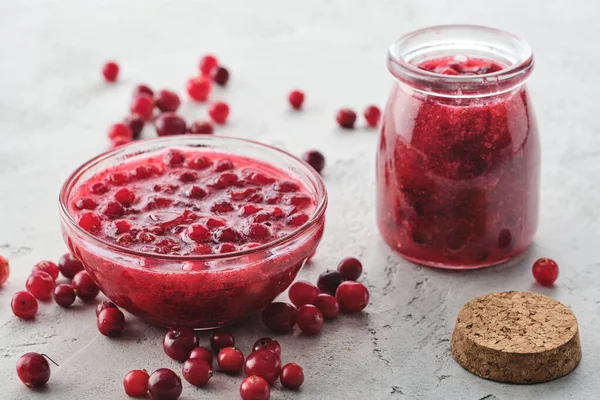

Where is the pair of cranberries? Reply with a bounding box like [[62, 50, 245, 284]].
[[336, 105, 381, 129]]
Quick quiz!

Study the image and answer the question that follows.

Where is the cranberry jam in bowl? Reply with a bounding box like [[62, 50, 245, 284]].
[[59, 136, 327, 329]]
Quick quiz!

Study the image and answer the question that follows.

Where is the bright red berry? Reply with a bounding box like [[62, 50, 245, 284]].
[[163, 327, 199, 361], [288, 280, 319, 308], [317, 270, 344, 295], [336, 281, 369, 313], [182, 358, 212, 387], [123, 369, 149, 397], [302, 150, 325, 174], [102, 61, 119, 82], [97, 308, 125, 337], [11, 291, 38, 319], [240, 376, 270, 400], [16, 353, 52, 388], [280, 363, 304, 389], [130, 94, 155, 121], [72, 270, 99, 301], [155, 112, 187, 136], [208, 101, 230, 124], [53, 284, 76, 308], [186, 223, 210, 242], [188, 120, 214, 134], [336, 108, 357, 129], [133, 84, 153, 98], [363, 105, 381, 127], [0, 255, 9, 286], [189, 346, 213, 365], [252, 337, 281, 358], [26, 271, 55, 301], [337, 257, 363, 281], [78, 211, 102, 232], [212, 66, 230, 86], [288, 90, 305, 110], [244, 348, 282, 384], [32, 261, 59, 281], [532, 258, 559, 287], [210, 330, 235, 352], [186, 76, 212, 102], [313, 293, 340, 319], [217, 347, 245, 373], [261, 302, 296, 333], [295, 304, 323, 336], [155, 89, 181, 112], [124, 114, 145, 139], [199, 54, 218, 76], [148, 368, 182, 400], [108, 123, 133, 143], [58, 253, 84, 279]]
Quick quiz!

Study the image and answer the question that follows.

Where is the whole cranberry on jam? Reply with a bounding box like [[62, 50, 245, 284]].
[[155, 113, 187, 136], [102, 61, 119, 82], [336, 108, 356, 129], [532, 258, 559, 287]]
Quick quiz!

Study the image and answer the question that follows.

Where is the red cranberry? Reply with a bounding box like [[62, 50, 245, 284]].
[[199, 54, 218, 76], [163, 149, 185, 167], [244, 348, 282, 384], [90, 182, 109, 194], [207, 217, 226, 229], [101, 201, 125, 218], [211, 66, 230, 86], [97, 307, 125, 337], [186, 186, 208, 199], [532, 258, 559, 287], [163, 327, 199, 361], [102, 61, 119, 82], [286, 212, 309, 227], [186, 224, 210, 242], [148, 368, 182, 400], [53, 284, 76, 308], [364, 105, 381, 127], [11, 291, 38, 319], [244, 223, 271, 241], [109, 171, 130, 186], [72, 270, 100, 301], [124, 369, 149, 397], [295, 304, 323, 336], [313, 293, 340, 319], [155, 89, 181, 112], [16, 353, 52, 388], [108, 123, 133, 143], [302, 150, 325, 173], [78, 211, 102, 232], [252, 338, 281, 358], [336, 281, 369, 313], [155, 112, 187, 136], [288, 280, 319, 307], [280, 363, 304, 389], [210, 330, 235, 351], [188, 120, 214, 135], [208, 101, 230, 124], [0, 255, 8, 286], [182, 358, 212, 386], [240, 375, 270, 400], [217, 243, 237, 253], [217, 347, 245, 373], [261, 302, 296, 333], [32, 261, 59, 281], [75, 197, 98, 210], [336, 108, 357, 129], [114, 187, 136, 206], [337, 257, 363, 281], [124, 114, 145, 139], [275, 181, 299, 193], [186, 76, 212, 102], [130, 94, 155, 121], [288, 90, 305, 110], [134, 84, 154, 97], [58, 253, 84, 279], [189, 346, 213, 365], [214, 227, 241, 243], [96, 300, 118, 317], [26, 271, 55, 301]]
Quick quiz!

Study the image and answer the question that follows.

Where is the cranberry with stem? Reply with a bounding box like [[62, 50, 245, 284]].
[[288, 90, 305, 110], [155, 89, 181, 112], [337, 257, 363, 281], [210, 330, 235, 351], [124, 369, 149, 397], [182, 358, 212, 386], [148, 368, 182, 400], [102, 61, 119, 82], [188, 120, 214, 135], [155, 112, 187, 136], [199, 54, 218, 76], [130, 94, 155, 121], [288, 280, 319, 308], [217, 347, 245, 373], [208, 101, 230, 124], [302, 150, 325, 173], [16, 352, 58, 388], [189, 346, 213, 365], [336, 281, 369, 313], [240, 375, 270, 400], [0, 255, 9, 286], [262, 302, 296, 333], [32, 261, 59, 281], [97, 308, 125, 337], [280, 363, 304, 389], [244, 348, 282, 384], [295, 304, 323, 336], [336, 108, 357, 129], [11, 291, 38, 319], [186, 76, 212, 102], [313, 293, 340, 319], [53, 284, 76, 308], [26, 271, 55, 301], [252, 337, 281, 357], [58, 253, 84, 279], [317, 270, 344, 295], [532, 258, 559, 287], [363, 105, 381, 127], [212, 66, 230, 86], [163, 327, 198, 361], [72, 270, 100, 301]]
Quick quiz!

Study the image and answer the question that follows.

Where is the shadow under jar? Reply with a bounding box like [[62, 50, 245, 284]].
[[376, 25, 540, 269]]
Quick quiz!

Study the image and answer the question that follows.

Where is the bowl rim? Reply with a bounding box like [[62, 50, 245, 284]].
[[59, 135, 328, 261]]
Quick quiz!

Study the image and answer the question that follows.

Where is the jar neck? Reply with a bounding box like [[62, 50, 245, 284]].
[[388, 25, 534, 99]]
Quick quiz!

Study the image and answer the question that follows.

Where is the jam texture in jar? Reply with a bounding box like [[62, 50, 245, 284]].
[[376, 25, 540, 269]]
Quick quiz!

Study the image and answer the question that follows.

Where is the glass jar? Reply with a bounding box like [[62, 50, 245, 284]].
[[376, 25, 540, 269]]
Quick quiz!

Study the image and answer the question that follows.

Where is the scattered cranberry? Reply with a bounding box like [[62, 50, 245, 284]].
[[155, 112, 187, 136], [336, 281, 369, 313], [212, 66, 230, 86], [72, 270, 99, 301], [0, 255, 9, 286], [302, 150, 325, 174], [295, 304, 323, 336], [210, 330, 235, 351], [96, 300, 118, 317], [262, 302, 296, 333], [163, 327, 199, 361], [532, 258, 559, 287], [32, 261, 59, 281], [288, 90, 305, 110], [189, 346, 213, 365], [280, 363, 304, 389], [108, 123, 133, 143], [134, 84, 154, 98], [53, 284, 76, 308], [78, 211, 102, 232], [244, 348, 282, 384], [102, 61, 119, 82], [208, 101, 230, 124], [363, 105, 381, 127], [186, 76, 212, 102], [240, 375, 270, 400], [26, 271, 55, 301], [148, 368, 182, 400], [336, 108, 357, 129], [252, 337, 281, 357], [123, 369, 149, 397], [313, 293, 340, 319], [16, 353, 52, 388], [130, 94, 155, 121], [317, 270, 344, 295], [58, 253, 84, 279], [97, 307, 125, 337], [337, 257, 363, 281], [12, 291, 38, 319], [288, 280, 319, 308], [188, 120, 214, 135], [217, 347, 245, 373], [199, 54, 219, 76], [155, 89, 181, 112], [182, 358, 212, 387], [124, 114, 145, 139]]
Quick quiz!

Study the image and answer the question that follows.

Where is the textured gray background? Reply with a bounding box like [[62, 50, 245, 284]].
[[0, 1, 598, 399]]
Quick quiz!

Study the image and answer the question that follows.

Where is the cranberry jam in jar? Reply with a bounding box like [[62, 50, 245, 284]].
[[376, 25, 540, 269]]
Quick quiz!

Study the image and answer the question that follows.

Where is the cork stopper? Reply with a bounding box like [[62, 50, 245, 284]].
[[451, 291, 581, 384]]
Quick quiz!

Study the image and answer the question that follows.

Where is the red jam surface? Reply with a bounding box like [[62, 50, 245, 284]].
[[376, 57, 540, 268]]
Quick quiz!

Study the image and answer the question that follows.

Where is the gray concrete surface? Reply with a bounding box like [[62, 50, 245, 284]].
[[1, 1, 598, 399]]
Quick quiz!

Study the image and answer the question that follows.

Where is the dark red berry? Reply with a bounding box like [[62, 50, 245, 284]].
[[130, 94, 155, 121], [336, 281, 369, 313], [186, 76, 211, 102], [58, 253, 84, 279], [208, 101, 229, 124], [211, 66, 230, 86], [252, 338, 281, 358], [26, 271, 55, 301], [262, 302, 296, 333], [11, 291, 38, 319], [317, 270, 344, 295], [188, 120, 214, 135], [124, 114, 145, 139], [155, 89, 181, 112], [337, 257, 363, 281], [313, 293, 340, 319], [124, 369, 149, 397], [199, 55, 218, 76], [363, 105, 381, 127], [302, 150, 325, 173], [97, 308, 125, 337], [163, 149, 185, 167], [72, 270, 99, 301], [336, 108, 356, 129], [53, 284, 76, 308], [210, 330, 235, 352], [182, 358, 212, 386], [532, 258, 559, 287], [217, 347, 245, 373], [148, 368, 182, 400], [155, 112, 187, 136], [32, 261, 59, 281], [133, 84, 153, 98], [280, 363, 304, 389], [189, 346, 213, 365], [75, 197, 98, 211], [96, 300, 118, 317], [295, 304, 323, 336], [288, 90, 305, 110], [16, 353, 52, 388], [102, 61, 119, 82], [163, 327, 199, 361], [244, 348, 281, 385], [288, 280, 319, 308], [240, 376, 270, 400]]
